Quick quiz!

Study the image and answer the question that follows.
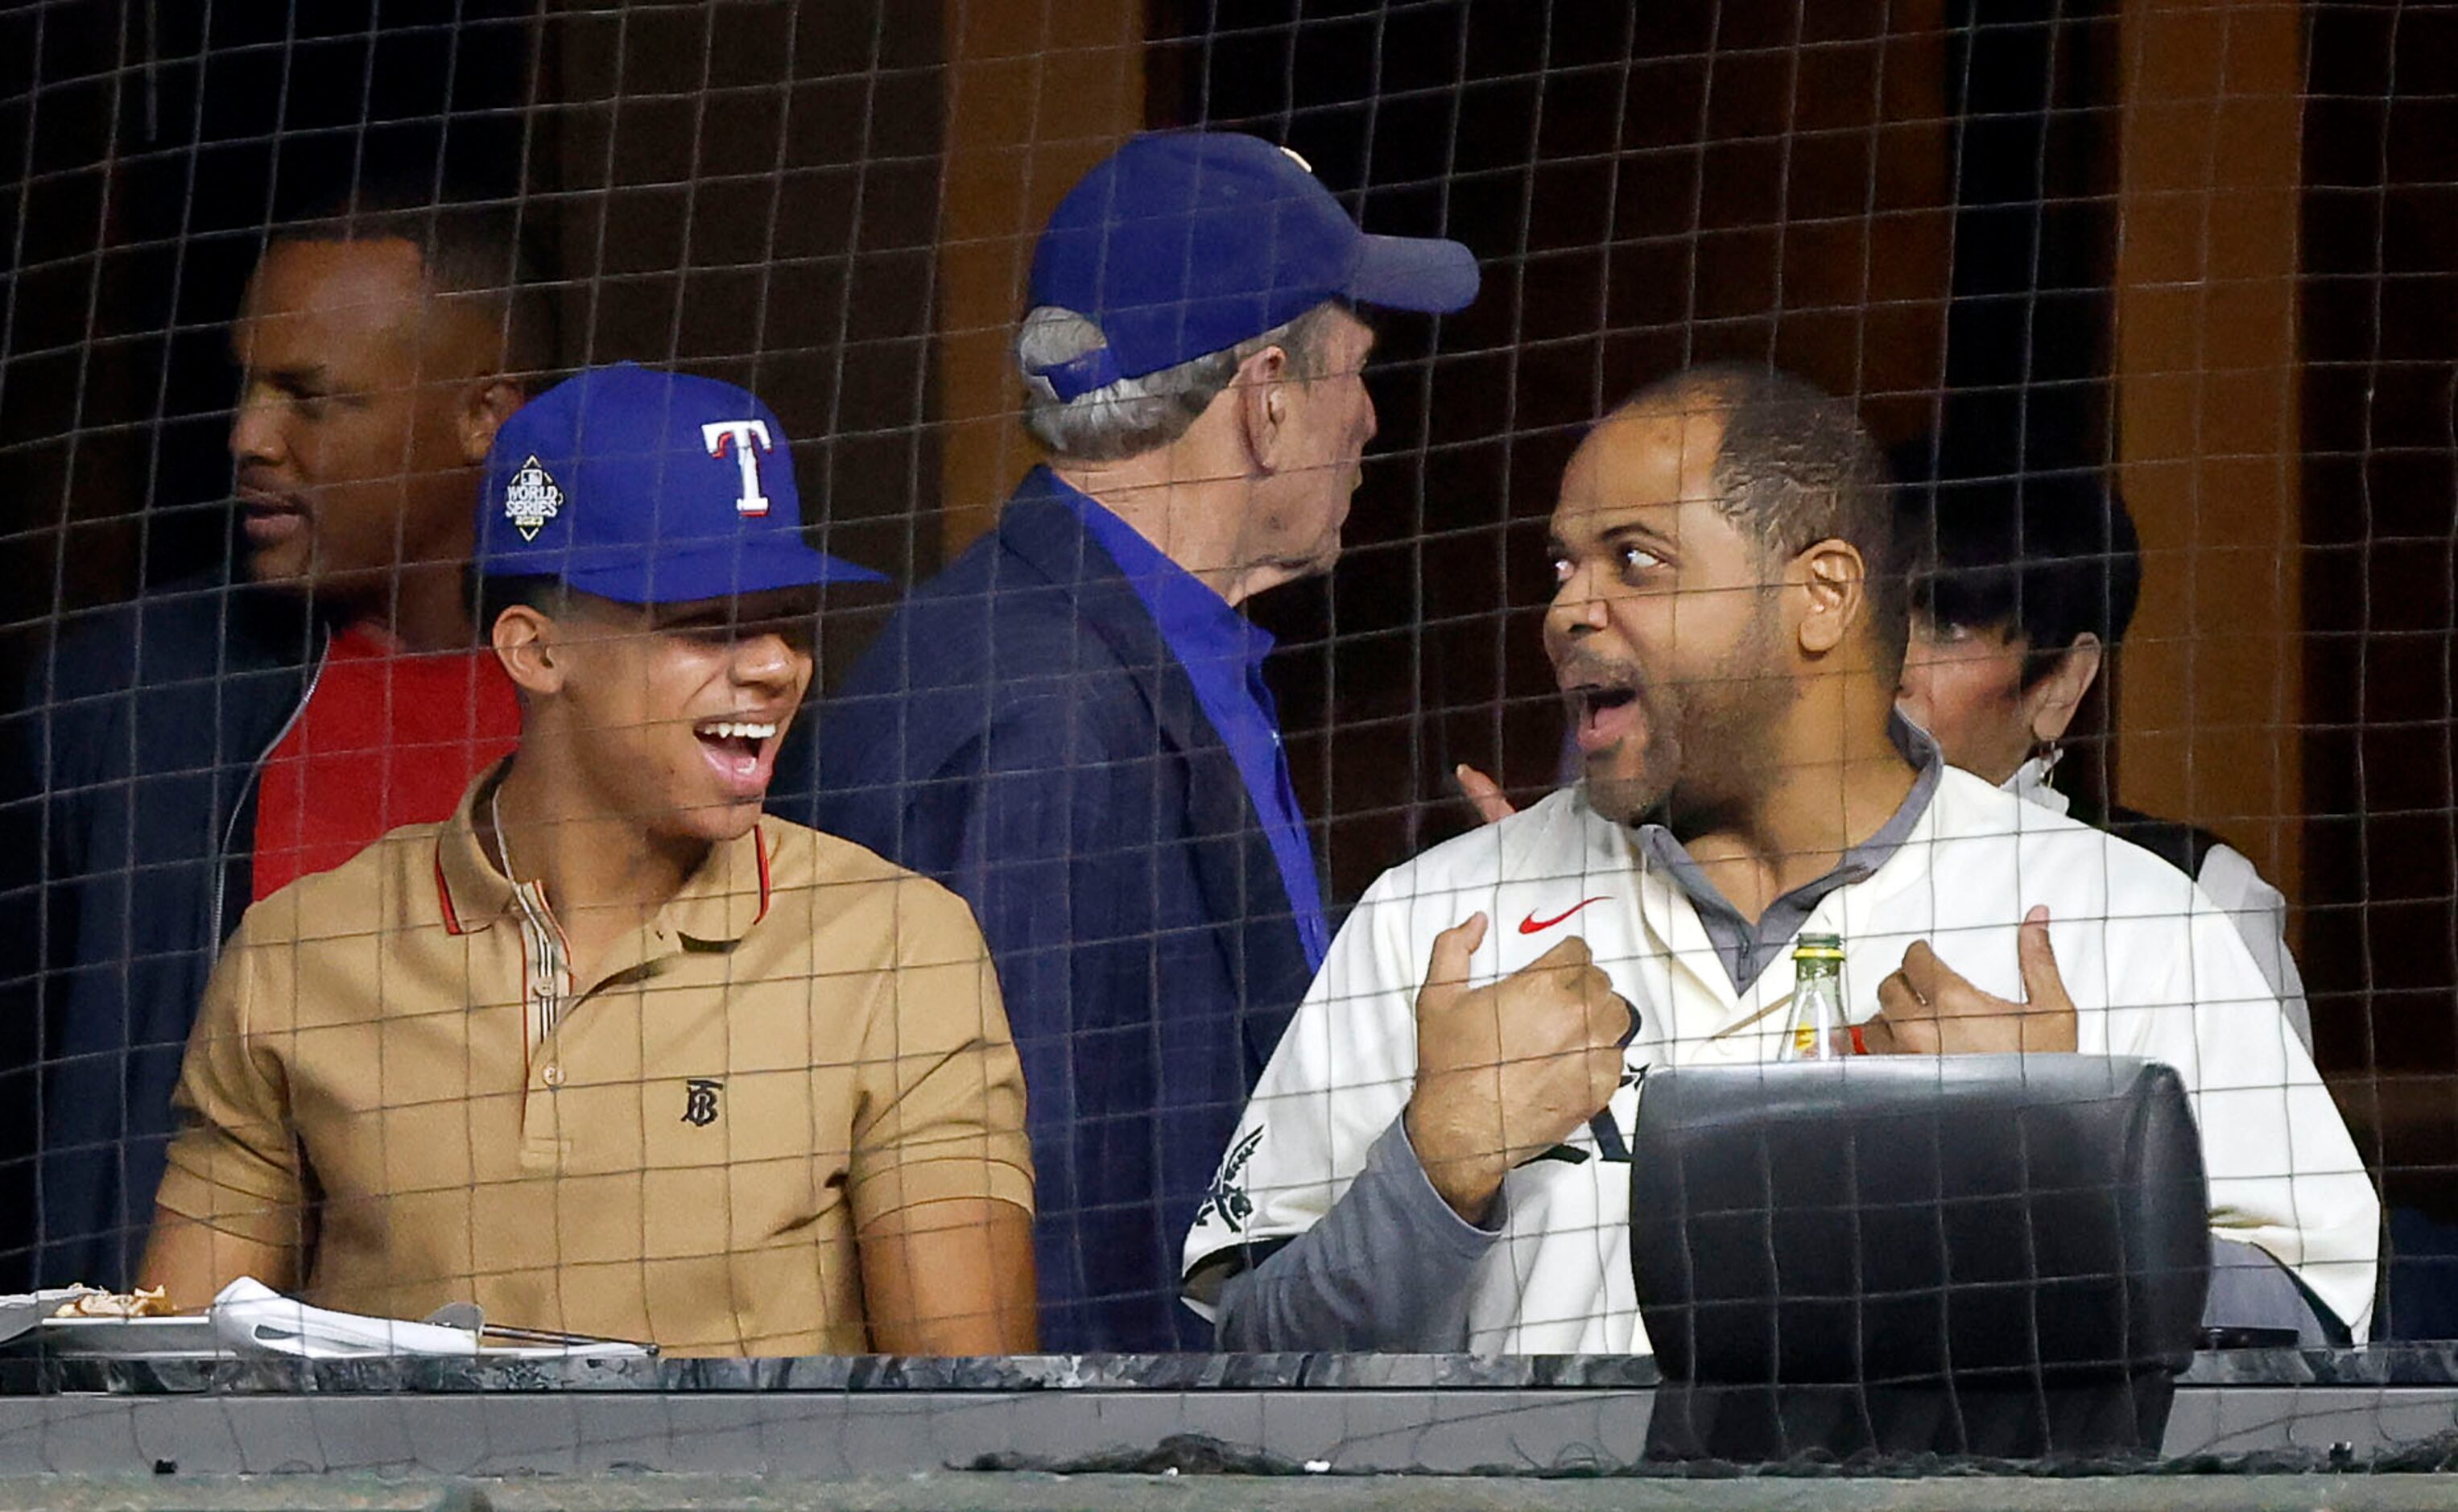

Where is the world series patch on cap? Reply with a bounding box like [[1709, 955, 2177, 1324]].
[[477, 362, 885, 604]]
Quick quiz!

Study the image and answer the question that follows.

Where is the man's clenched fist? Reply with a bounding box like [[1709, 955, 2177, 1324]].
[[1404, 913, 1635, 1224]]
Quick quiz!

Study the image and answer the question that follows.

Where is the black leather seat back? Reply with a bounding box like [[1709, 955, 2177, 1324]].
[[1630, 1055, 2210, 1460]]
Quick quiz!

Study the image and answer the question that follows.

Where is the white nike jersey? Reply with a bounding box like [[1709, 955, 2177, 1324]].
[[1184, 770, 2381, 1353]]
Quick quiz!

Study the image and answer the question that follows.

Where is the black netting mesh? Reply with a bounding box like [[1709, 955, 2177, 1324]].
[[2, 0, 2454, 1482]]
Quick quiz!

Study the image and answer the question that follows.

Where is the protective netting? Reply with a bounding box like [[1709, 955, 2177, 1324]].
[[2, 0, 2455, 1481]]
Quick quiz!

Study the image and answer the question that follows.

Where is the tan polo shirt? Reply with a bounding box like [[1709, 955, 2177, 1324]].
[[157, 766, 1033, 1356]]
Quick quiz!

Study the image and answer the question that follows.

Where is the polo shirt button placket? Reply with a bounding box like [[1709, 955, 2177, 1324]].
[[542, 1064, 565, 1089]]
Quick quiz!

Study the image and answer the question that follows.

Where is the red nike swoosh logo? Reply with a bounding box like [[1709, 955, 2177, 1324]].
[[1520, 897, 1610, 934]]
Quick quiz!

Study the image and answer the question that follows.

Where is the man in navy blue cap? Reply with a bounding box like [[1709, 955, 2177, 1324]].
[[140, 365, 1041, 1357], [789, 131, 1479, 1351]]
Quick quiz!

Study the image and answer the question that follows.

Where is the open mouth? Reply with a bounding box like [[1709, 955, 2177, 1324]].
[[1566, 682, 1643, 754], [692, 717, 782, 795]]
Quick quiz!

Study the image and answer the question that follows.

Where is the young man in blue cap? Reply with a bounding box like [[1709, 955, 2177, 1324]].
[[139, 364, 1039, 1356], [787, 130, 1479, 1350]]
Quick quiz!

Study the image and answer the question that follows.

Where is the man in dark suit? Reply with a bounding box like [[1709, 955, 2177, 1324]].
[[783, 131, 1477, 1350], [2, 187, 547, 1290]]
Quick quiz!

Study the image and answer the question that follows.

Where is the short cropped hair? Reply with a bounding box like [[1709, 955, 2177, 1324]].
[[1623, 364, 1904, 672], [274, 181, 558, 379], [1899, 464, 2142, 688], [465, 569, 568, 645], [1018, 300, 1344, 463]]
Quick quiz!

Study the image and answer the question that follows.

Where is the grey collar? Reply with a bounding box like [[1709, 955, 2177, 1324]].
[[1632, 713, 1942, 993]]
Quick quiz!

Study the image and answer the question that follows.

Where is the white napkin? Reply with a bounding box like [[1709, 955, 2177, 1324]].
[[208, 1278, 647, 1360], [209, 1278, 488, 1358]]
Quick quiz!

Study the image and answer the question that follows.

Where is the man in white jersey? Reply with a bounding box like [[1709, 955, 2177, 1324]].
[[1183, 366, 2379, 1354]]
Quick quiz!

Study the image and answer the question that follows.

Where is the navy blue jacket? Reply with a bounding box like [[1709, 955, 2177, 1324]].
[[1, 577, 325, 1287], [776, 469, 1314, 1352]]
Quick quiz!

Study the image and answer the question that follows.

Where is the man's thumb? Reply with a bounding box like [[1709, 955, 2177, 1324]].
[[1419, 913, 1490, 1012], [1455, 765, 1518, 825], [2017, 905, 2062, 1001]]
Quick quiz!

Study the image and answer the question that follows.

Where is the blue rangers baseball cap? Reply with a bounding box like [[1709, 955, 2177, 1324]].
[[1026, 130, 1480, 402], [477, 362, 884, 603]]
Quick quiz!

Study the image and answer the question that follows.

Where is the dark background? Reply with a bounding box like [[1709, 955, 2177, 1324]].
[[1, 0, 539, 647], [2302, 2, 2458, 1229], [0, 0, 941, 682]]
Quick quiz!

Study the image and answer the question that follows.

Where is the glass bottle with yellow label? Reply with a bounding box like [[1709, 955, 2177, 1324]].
[[1783, 933, 1847, 1060]]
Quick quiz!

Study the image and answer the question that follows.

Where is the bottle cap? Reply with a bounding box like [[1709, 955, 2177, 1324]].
[[1792, 932, 1845, 961]]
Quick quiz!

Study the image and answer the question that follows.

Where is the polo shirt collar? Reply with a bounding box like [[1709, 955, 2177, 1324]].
[[1047, 472, 1274, 669], [432, 761, 773, 946], [661, 821, 775, 944], [433, 766, 516, 935], [1633, 711, 1944, 993]]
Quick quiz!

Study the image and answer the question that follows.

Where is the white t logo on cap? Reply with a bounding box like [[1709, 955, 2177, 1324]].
[[701, 419, 775, 518]]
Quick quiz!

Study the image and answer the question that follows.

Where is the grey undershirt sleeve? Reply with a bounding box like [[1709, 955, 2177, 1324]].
[[1210, 1113, 1502, 1353]]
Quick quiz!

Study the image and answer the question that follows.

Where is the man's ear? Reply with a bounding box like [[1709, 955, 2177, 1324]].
[[1234, 342, 1294, 473], [2025, 632, 2104, 743], [491, 603, 565, 699], [1790, 538, 1869, 657], [459, 378, 527, 465]]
